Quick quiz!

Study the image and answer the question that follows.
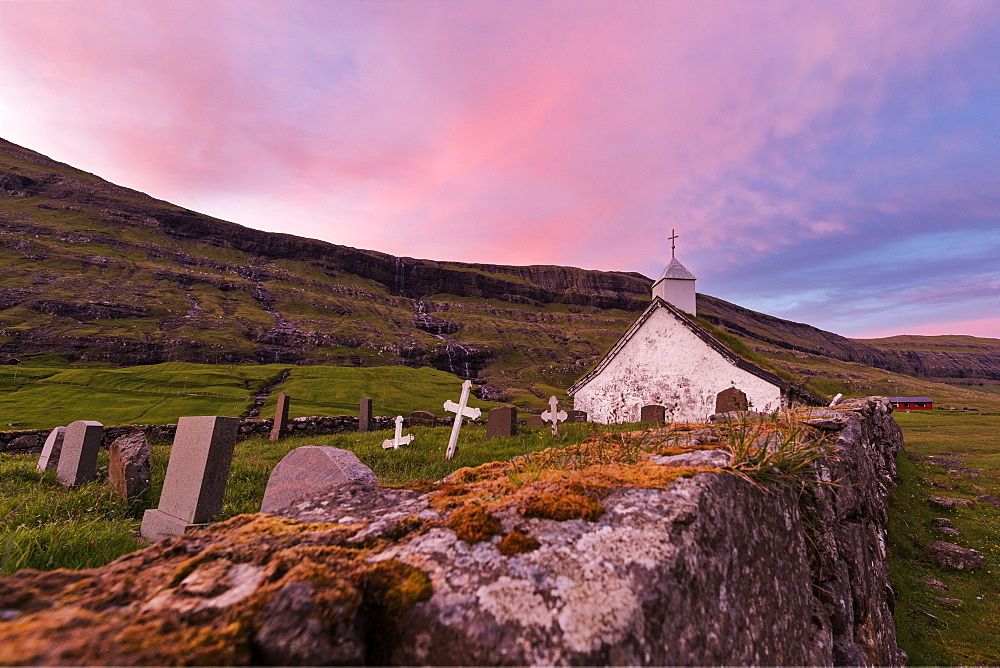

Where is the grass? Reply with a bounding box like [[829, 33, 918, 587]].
[[0, 363, 502, 429], [0, 421, 619, 576], [887, 411, 1000, 665]]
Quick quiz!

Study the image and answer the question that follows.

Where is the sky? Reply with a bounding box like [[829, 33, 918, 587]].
[[1, 0, 998, 339]]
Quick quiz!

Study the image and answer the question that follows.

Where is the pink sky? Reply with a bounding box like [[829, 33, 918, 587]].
[[1, 0, 998, 339]]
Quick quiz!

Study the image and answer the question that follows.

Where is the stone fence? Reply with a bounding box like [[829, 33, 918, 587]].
[[0, 414, 475, 456]]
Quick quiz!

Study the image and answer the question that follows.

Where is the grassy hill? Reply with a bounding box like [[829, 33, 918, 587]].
[[0, 363, 502, 430]]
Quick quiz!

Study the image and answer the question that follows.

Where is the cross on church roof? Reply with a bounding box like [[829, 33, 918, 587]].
[[669, 229, 679, 258]]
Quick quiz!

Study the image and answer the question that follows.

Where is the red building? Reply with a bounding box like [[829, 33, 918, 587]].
[[889, 396, 933, 410]]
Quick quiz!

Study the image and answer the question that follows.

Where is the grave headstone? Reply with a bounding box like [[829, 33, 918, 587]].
[[108, 432, 152, 500], [526, 415, 545, 427], [540, 396, 568, 437], [260, 446, 378, 514], [486, 406, 517, 439], [382, 416, 415, 449], [640, 405, 666, 425], [410, 411, 436, 428], [359, 397, 373, 432], [141, 416, 240, 541], [270, 392, 290, 441], [55, 420, 104, 487], [444, 379, 481, 459], [715, 387, 749, 414], [565, 410, 588, 424], [36, 426, 66, 472]]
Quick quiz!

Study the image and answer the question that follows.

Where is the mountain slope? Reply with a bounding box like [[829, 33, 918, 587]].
[[1, 137, 997, 409]]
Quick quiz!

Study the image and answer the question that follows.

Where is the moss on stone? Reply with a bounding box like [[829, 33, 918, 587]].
[[497, 529, 541, 555], [447, 504, 502, 543]]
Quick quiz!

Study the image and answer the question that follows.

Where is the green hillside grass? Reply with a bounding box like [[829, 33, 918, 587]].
[[0, 363, 505, 429], [888, 412, 1000, 665]]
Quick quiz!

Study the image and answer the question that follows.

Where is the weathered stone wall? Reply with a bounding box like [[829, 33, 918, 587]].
[[0, 414, 462, 455], [0, 398, 905, 665]]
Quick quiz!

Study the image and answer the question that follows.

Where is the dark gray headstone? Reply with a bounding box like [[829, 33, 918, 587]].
[[270, 392, 290, 441], [565, 410, 588, 424], [260, 446, 379, 515], [141, 416, 239, 541], [55, 420, 104, 487], [359, 397, 373, 432], [108, 432, 152, 500], [36, 426, 66, 472], [486, 406, 517, 439], [640, 405, 666, 425], [526, 415, 545, 427], [410, 410, 436, 428], [715, 387, 749, 414]]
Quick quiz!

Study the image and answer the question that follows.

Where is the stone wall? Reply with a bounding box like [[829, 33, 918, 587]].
[[0, 414, 465, 455], [0, 398, 905, 665]]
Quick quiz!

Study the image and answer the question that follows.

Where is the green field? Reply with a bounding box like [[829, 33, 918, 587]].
[[0, 362, 502, 429], [888, 411, 1000, 665], [0, 421, 614, 576]]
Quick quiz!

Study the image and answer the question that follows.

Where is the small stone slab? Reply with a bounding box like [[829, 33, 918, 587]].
[[928, 496, 975, 511], [486, 406, 517, 439], [976, 494, 1000, 507], [923, 541, 987, 571], [525, 415, 545, 427], [930, 518, 955, 528], [935, 597, 963, 607], [650, 449, 732, 468], [270, 392, 290, 441], [565, 410, 588, 424], [36, 426, 66, 472], [640, 405, 666, 425], [261, 446, 379, 515], [920, 576, 949, 591], [141, 416, 239, 541], [935, 527, 961, 537], [55, 420, 104, 487], [359, 397, 373, 432], [715, 387, 748, 413], [108, 432, 152, 499], [410, 411, 436, 428]]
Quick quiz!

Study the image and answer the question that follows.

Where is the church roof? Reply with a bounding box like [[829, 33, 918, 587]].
[[567, 296, 793, 397], [654, 257, 697, 282]]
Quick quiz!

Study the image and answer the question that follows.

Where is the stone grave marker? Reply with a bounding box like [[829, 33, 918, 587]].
[[640, 405, 666, 425], [565, 410, 588, 424], [715, 387, 749, 414], [410, 410, 436, 428], [260, 446, 378, 514], [36, 426, 66, 473], [444, 379, 481, 459], [141, 416, 240, 542], [108, 432, 152, 500], [55, 420, 104, 487], [359, 397, 373, 432], [270, 392, 290, 441], [486, 406, 517, 439], [382, 416, 415, 449], [541, 396, 568, 437], [526, 415, 545, 427]]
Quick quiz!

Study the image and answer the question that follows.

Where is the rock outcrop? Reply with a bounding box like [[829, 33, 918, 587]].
[[0, 398, 905, 665]]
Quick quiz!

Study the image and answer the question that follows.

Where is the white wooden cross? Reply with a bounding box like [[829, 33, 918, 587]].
[[541, 395, 568, 436], [381, 415, 414, 450], [444, 379, 481, 460]]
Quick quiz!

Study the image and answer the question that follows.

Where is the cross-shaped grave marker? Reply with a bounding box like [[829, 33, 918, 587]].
[[382, 415, 415, 450], [444, 379, 481, 459], [541, 395, 568, 437]]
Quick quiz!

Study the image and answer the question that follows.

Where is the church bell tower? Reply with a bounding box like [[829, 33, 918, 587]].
[[651, 229, 696, 316]]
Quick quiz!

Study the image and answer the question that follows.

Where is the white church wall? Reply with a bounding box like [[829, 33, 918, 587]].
[[572, 308, 782, 423]]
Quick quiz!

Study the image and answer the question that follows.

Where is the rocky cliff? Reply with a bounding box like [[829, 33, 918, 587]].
[[0, 399, 906, 665]]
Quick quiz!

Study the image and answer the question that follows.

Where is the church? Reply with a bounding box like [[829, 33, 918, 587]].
[[568, 239, 795, 423]]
